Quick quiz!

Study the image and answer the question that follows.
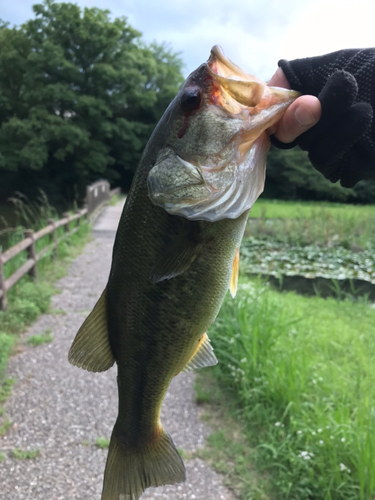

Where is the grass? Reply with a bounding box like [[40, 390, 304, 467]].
[[0, 418, 11, 436], [27, 328, 53, 346], [109, 193, 125, 206], [195, 373, 270, 500], [0, 378, 15, 403], [95, 437, 110, 449], [0, 334, 15, 378], [11, 448, 40, 460], [251, 198, 375, 220], [206, 278, 375, 499], [49, 308, 66, 316], [247, 199, 375, 249]]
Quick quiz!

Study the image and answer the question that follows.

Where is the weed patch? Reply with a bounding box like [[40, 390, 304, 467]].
[[0, 379, 15, 403], [95, 437, 110, 449], [0, 334, 14, 379], [11, 448, 40, 460], [177, 448, 193, 461], [27, 329, 53, 346], [0, 418, 11, 436], [49, 308, 66, 316]]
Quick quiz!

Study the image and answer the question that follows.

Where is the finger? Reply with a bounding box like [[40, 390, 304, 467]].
[[270, 96, 321, 143], [309, 102, 373, 175], [268, 67, 290, 89]]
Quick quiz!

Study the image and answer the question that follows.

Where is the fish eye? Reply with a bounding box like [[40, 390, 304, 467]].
[[180, 88, 202, 113]]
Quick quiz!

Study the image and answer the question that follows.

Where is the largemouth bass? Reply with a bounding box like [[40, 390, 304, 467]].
[[69, 46, 298, 500]]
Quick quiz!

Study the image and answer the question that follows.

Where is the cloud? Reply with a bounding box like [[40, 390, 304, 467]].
[[3, 0, 375, 83]]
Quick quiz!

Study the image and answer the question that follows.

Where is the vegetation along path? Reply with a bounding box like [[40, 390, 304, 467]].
[[0, 200, 233, 500]]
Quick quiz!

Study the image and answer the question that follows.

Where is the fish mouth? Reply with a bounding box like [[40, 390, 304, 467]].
[[207, 45, 266, 110], [207, 44, 300, 108], [205, 45, 300, 157]]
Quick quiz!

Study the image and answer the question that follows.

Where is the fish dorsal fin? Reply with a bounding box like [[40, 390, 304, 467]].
[[181, 333, 218, 373], [150, 227, 202, 283], [68, 289, 115, 372], [230, 248, 240, 298]]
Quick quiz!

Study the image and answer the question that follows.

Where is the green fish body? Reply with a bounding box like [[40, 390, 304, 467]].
[[69, 46, 298, 500]]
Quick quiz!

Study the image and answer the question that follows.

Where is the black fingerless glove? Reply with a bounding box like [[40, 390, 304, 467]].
[[271, 49, 375, 187]]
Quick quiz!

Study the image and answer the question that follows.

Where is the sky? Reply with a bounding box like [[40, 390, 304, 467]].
[[1, 0, 375, 80]]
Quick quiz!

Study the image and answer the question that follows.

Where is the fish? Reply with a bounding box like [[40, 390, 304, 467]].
[[68, 45, 299, 500]]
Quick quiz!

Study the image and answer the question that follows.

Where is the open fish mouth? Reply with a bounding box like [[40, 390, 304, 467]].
[[148, 46, 299, 222]]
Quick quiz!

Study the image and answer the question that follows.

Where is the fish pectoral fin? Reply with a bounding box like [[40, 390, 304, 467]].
[[230, 248, 240, 298], [149, 227, 202, 283], [68, 288, 115, 372], [181, 333, 218, 373]]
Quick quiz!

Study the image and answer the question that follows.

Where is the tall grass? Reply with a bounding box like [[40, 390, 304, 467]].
[[0, 191, 90, 380], [209, 279, 375, 499], [1, 191, 82, 280]]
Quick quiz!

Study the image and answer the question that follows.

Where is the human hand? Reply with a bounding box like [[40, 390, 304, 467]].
[[267, 68, 321, 143], [267, 49, 375, 187]]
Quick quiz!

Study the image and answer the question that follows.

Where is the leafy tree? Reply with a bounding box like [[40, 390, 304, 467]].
[[0, 1, 184, 204], [264, 146, 357, 202]]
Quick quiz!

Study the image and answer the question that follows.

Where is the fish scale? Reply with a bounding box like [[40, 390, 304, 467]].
[[68, 45, 298, 500]]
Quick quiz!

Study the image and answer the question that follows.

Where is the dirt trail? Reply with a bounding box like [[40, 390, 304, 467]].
[[0, 202, 233, 500]]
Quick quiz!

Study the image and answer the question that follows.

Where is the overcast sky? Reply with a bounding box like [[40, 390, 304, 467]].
[[2, 0, 375, 80]]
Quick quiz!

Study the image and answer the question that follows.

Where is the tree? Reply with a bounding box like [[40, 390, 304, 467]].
[[0, 1, 184, 204], [264, 146, 357, 202]]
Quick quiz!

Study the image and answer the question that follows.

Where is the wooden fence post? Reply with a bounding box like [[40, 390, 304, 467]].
[[24, 229, 37, 280], [63, 213, 70, 235], [47, 218, 57, 258], [0, 252, 7, 311], [75, 209, 81, 229], [85, 186, 91, 217]]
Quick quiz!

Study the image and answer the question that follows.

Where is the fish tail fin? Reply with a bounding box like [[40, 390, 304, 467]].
[[101, 420, 186, 500]]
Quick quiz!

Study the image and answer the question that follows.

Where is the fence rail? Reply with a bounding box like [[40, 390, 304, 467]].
[[0, 180, 120, 311]]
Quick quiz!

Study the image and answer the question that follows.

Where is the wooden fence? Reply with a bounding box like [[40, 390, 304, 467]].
[[0, 180, 120, 311]]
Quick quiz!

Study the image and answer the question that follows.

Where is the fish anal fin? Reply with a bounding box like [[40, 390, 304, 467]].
[[101, 421, 185, 500], [181, 333, 218, 373], [68, 289, 115, 372], [230, 248, 240, 298], [150, 227, 202, 283]]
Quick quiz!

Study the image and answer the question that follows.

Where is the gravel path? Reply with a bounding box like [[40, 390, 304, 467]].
[[0, 202, 233, 500]]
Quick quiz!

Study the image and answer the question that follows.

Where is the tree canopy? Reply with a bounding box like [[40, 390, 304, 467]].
[[264, 146, 375, 204], [0, 1, 184, 204]]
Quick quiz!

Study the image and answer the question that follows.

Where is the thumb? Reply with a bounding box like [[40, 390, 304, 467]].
[[269, 96, 321, 143]]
